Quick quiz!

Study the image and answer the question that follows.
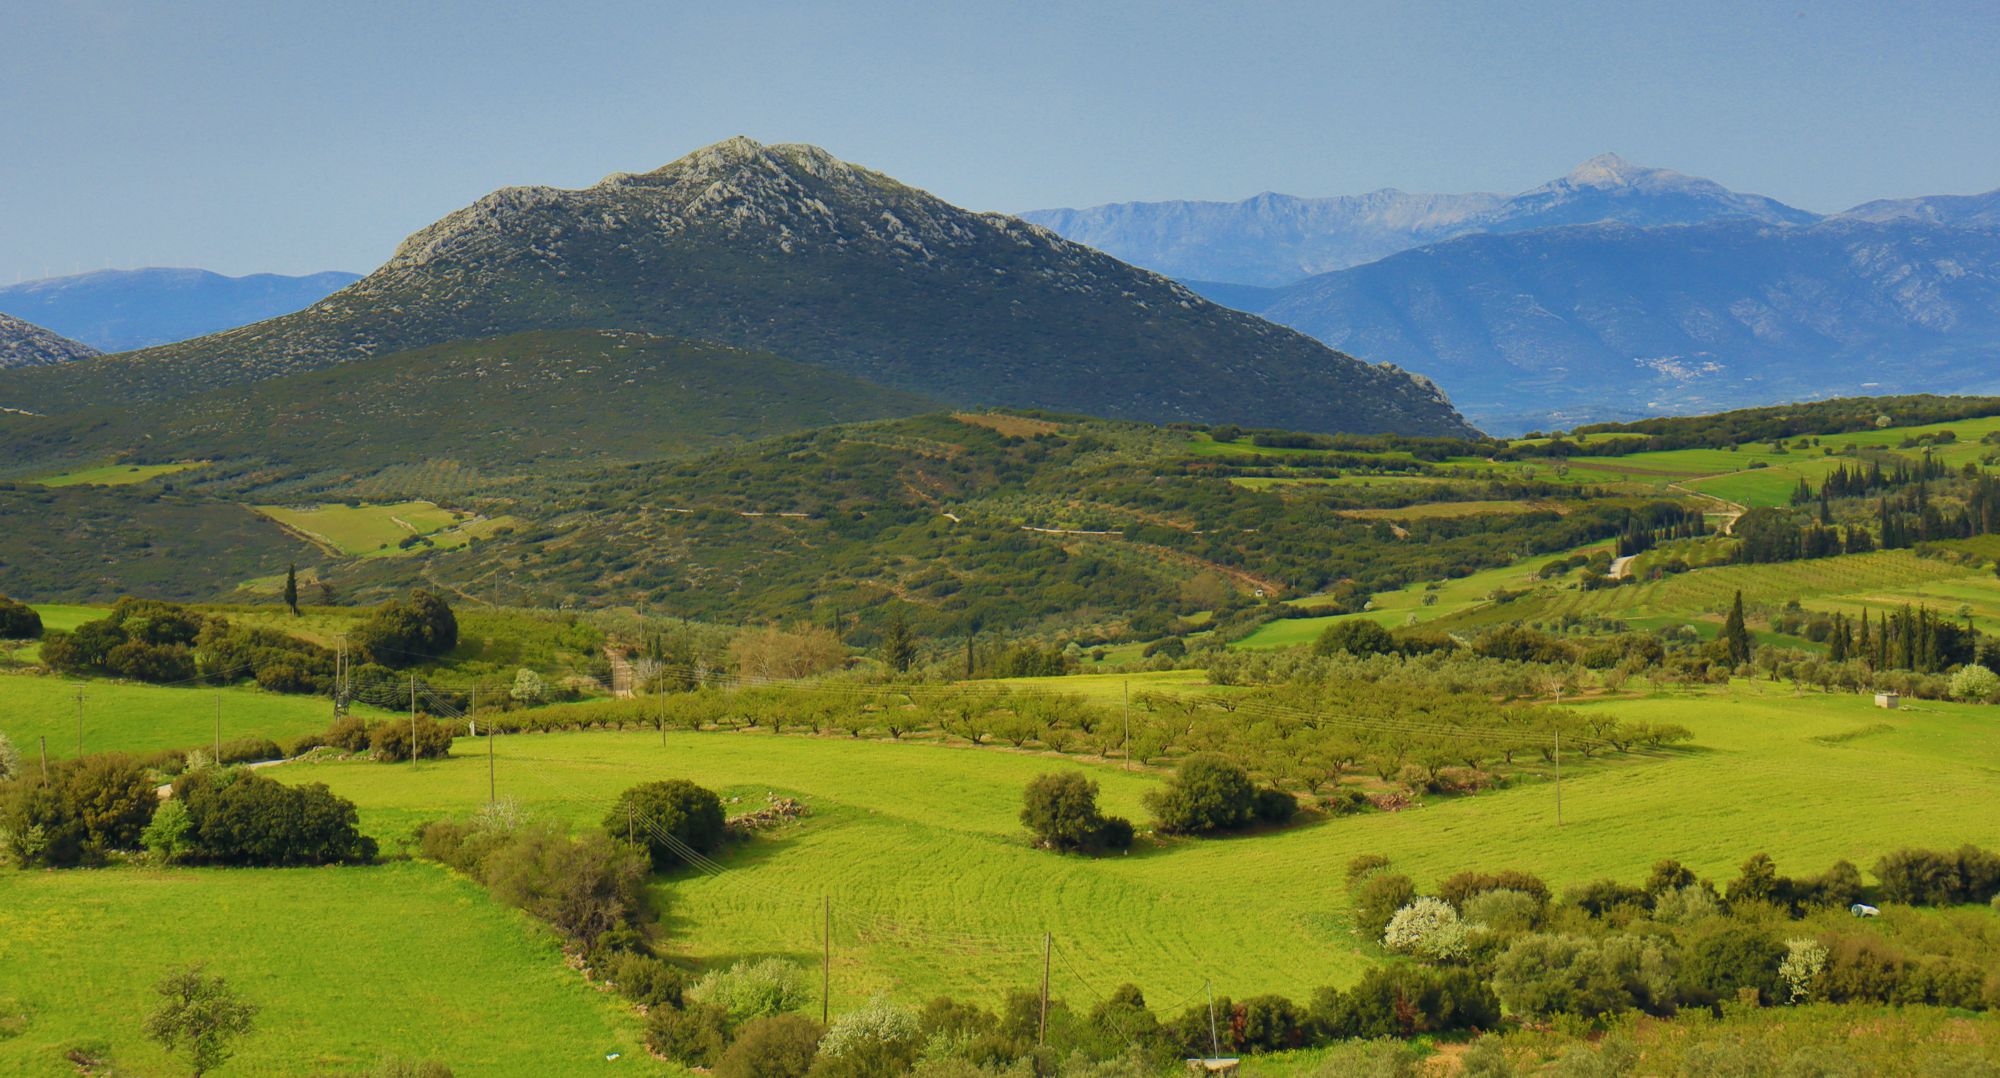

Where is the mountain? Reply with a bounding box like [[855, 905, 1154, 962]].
[[1020, 154, 1818, 286], [0, 268, 361, 352], [0, 138, 1473, 438], [1838, 189, 2000, 229], [0, 313, 99, 370], [1249, 218, 2000, 432], [0, 329, 934, 480]]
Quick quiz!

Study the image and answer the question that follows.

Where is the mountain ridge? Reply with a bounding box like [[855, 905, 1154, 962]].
[[0, 313, 100, 370], [0, 137, 1474, 438], [1021, 154, 1819, 286], [0, 267, 361, 352]]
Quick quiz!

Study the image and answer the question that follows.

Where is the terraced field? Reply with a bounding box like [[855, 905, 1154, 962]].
[[253, 500, 470, 557]]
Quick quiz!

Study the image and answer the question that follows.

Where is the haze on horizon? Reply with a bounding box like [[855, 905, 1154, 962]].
[[4, 0, 1998, 281]]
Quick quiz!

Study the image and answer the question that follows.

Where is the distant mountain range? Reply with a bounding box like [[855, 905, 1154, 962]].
[[0, 313, 98, 370], [0, 268, 360, 352], [1021, 154, 1817, 287], [0, 138, 1472, 438], [1027, 156, 2000, 432]]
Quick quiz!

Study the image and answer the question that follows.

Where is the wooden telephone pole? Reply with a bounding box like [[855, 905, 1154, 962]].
[[1038, 933, 1052, 1045]]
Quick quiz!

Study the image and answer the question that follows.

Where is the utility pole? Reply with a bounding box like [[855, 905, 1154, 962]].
[[627, 805, 636, 847], [1038, 933, 1052, 1046], [1206, 980, 1219, 1059], [1554, 725, 1563, 827], [1122, 680, 1131, 770], [39, 736, 48, 781], [73, 684, 84, 756], [821, 896, 832, 1025]]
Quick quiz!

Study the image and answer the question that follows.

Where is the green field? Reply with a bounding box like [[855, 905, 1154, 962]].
[[0, 863, 652, 1076], [0, 674, 388, 761], [253, 501, 470, 557], [258, 678, 2000, 1012], [28, 460, 207, 487]]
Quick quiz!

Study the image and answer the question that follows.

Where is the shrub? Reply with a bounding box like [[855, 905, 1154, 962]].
[[1680, 922, 1785, 1005], [1020, 772, 1134, 854], [1251, 787, 1298, 824], [369, 717, 455, 762], [0, 752, 156, 866], [352, 590, 459, 667], [1382, 898, 1473, 962], [1461, 889, 1542, 934], [1650, 885, 1721, 926], [815, 997, 921, 1071], [0, 596, 42, 639], [482, 827, 648, 949], [1145, 754, 1255, 835], [692, 959, 812, 1022], [1235, 994, 1309, 1052], [324, 715, 371, 752], [141, 799, 195, 864], [605, 952, 687, 1009], [1873, 845, 2000, 906], [1314, 620, 1396, 658], [175, 770, 376, 866], [1818, 934, 1910, 1003], [216, 737, 284, 765], [1565, 879, 1647, 918], [1354, 872, 1418, 940], [1950, 663, 2000, 702], [0, 732, 19, 784], [646, 1002, 731, 1068], [1778, 938, 1829, 1004], [1316, 965, 1499, 1038], [1491, 933, 1679, 1018], [606, 779, 726, 870], [1346, 854, 1392, 890], [716, 1014, 822, 1078], [1439, 870, 1550, 912]]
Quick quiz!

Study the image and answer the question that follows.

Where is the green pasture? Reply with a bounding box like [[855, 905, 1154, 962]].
[[0, 863, 653, 1077], [1548, 549, 1979, 621], [27, 460, 207, 487], [264, 679, 2000, 1010], [0, 674, 387, 761], [1339, 499, 1558, 520], [252, 500, 468, 557]]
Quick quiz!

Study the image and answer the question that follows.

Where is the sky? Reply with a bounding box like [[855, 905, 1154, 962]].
[[4, 0, 1998, 281]]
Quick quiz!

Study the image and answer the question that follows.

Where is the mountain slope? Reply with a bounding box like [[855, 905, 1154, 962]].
[[0, 329, 934, 480], [1021, 154, 1816, 286], [0, 268, 361, 351], [0, 138, 1474, 438], [0, 313, 100, 369], [1252, 219, 2000, 432], [1838, 189, 2000, 228]]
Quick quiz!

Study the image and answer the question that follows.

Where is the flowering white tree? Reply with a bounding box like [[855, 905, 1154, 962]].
[[1383, 897, 1473, 962], [1779, 937, 1828, 1003]]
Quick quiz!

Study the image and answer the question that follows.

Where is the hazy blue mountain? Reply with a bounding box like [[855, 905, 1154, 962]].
[[1021, 154, 1818, 286], [0, 267, 361, 352], [1838, 189, 2000, 228], [0, 138, 1474, 437], [1250, 219, 2000, 433], [0, 313, 99, 370]]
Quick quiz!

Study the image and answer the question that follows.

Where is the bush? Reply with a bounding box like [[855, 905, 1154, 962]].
[[1315, 965, 1499, 1038], [1251, 787, 1298, 824], [1874, 845, 2000, 906], [216, 737, 284, 765], [716, 1014, 822, 1078], [1353, 872, 1418, 939], [0, 731, 19, 784], [1314, 620, 1396, 658], [605, 952, 687, 1009], [1144, 754, 1255, 835], [1, 752, 156, 866], [606, 779, 726, 870], [174, 770, 376, 866], [1461, 889, 1542, 934], [1950, 663, 2000, 702], [324, 715, 371, 752], [1020, 772, 1134, 854], [1819, 934, 1910, 1004], [646, 1002, 732, 1068], [1680, 922, 1785, 1005], [1439, 870, 1550, 912], [352, 590, 459, 667], [692, 959, 813, 1022], [1491, 933, 1679, 1018], [0, 596, 42, 639], [1382, 898, 1473, 962], [369, 717, 456, 762], [815, 997, 921, 1072], [421, 814, 653, 950]]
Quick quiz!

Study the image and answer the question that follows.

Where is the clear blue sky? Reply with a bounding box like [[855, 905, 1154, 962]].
[[5, 0, 1997, 281]]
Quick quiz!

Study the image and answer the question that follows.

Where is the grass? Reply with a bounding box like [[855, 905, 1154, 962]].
[[0, 674, 391, 761], [1338, 499, 1558, 520], [1548, 549, 1981, 621], [988, 668, 1236, 702], [27, 460, 206, 487], [262, 678, 2000, 1011], [0, 862, 653, 1076], [252, 501, 468, 557]]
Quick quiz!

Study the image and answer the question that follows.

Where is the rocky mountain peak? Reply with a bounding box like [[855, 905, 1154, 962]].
[[0, 312, 101, 369]]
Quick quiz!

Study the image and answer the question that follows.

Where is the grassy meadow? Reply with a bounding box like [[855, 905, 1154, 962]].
[[0, 674, 389, 761], [27, 460, 208, 487], [252, 500, 469, 557], [0, 863, 652, 1076], [255, 677, 2000, 1011]]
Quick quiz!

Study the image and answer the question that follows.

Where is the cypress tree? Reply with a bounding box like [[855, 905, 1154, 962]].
[[283, 564, 299, 616], [1722, 590, 1753, 667]]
